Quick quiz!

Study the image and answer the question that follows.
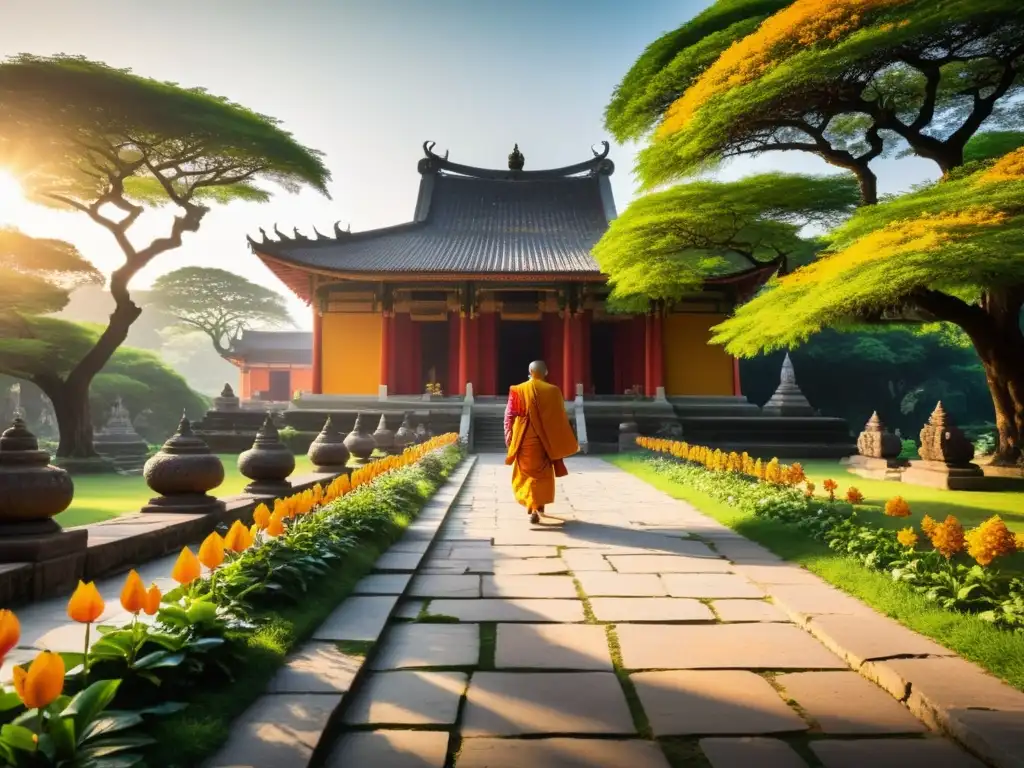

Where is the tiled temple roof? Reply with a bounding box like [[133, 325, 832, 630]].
[[226, 330, 312, 365]]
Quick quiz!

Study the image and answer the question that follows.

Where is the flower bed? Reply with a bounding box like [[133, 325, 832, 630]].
[[638, 438, 1024, 632], [0, 435, 463, 768]]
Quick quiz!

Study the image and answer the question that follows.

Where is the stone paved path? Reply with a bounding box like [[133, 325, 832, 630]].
[[322, 455, 989, 768]]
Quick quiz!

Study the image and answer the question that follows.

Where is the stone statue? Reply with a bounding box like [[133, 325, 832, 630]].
[[918, 402, 974, 466], [761, 354, 815, 417], [856, 412, 902, 460], [93, 396, 149, 473]]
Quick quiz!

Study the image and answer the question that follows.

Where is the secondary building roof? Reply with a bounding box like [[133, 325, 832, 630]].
[[224, 331, 312, 366]]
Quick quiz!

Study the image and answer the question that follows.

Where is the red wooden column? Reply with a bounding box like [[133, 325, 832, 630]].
[[644, 310, 654, 397], [562, 308, 573, 400], [458, 310, 469, 396], [311, 305, 323, 395], [733, 357, 743, 396], [652, 303, 665, 395], [380, 311, 392, 393]]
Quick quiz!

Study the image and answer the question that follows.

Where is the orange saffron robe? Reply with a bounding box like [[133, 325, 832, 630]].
[[505, 378, 579, 510]]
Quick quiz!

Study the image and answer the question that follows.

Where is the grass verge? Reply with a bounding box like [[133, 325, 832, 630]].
[[609, 454, 1024, 693]]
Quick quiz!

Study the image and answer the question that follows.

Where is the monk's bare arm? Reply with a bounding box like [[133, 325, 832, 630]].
[[504, 387, 520, 446]]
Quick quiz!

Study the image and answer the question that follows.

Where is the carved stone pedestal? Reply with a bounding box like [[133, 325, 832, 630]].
[[307, 416, 351, 473], [901, 403, 988, 490], [238, 415, 295, 495], [902, 460, 988, 490], [142, 416, 226, 514], [844, 412, 907, 480]]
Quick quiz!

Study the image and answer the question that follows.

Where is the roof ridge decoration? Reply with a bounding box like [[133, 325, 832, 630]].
[[250, 220, 351, 247], [418, 139, 614, 180]]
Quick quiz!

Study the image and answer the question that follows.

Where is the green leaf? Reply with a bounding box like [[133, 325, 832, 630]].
[[133, 651, 185, 670], [138, 702, 187, 717], [62, 679, 120, 745], [79, 712, 143, 743], [0, 723, 38, 752], [45, 713, 75, 758], [78, 733, 155, 758], [0, 691, 23, 713], [185, 600, 218, 624]]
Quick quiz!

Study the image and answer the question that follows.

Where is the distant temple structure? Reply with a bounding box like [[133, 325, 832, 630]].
[[246, 141, 774, 401], [224, 331, 313, 401]]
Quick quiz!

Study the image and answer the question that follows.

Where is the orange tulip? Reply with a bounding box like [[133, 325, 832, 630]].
[[265, 512, 285, 537], [224, 520, 253, 553], [198, 531, 226, 570], [144, 584, 162, 616], [171, 547, 202, 585], [253, 503, 271, 529], [119, 570, 147, 614], [249, 523, 260, 541], [0, 610, 20, 661], [67, 581, 104, 624], [12, 651, 65, 709]]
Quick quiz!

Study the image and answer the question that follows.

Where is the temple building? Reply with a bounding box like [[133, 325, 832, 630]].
[[248, 142, 774, 402], [224, 331, 313, 402]]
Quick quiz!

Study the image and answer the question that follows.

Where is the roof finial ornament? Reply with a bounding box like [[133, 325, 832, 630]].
[[312, 225, 330, 241], [508, 143, 525, 171], [258, 227, 269, 243], [273, 223, 287, 241], [591, 141, 611, 159]]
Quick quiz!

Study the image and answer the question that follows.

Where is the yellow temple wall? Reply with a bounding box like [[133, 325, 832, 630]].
[[663, 313, 733, 396], [321, 312, 382, 395]]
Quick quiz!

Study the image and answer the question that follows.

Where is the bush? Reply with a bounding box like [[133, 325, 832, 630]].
[[898, 439, 920, 460]]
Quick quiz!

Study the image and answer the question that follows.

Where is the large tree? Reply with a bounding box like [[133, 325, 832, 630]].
[[149, 267, 292, 356], [592, 173, 859, 308], [1, 226, 101, 315], [714, 148, 1024, 462], [610, 0, 1024, 202], [0, 55, 329, 457]]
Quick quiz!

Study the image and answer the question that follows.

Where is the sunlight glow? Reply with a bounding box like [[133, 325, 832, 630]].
[[0, 170, 25, 224]]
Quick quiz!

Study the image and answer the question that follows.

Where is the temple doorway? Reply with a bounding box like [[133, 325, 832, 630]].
[[420, 321, 449, 394], [268, 370, 291, 401], [498, 320, 543, 394], [591, 321, 616, 395]]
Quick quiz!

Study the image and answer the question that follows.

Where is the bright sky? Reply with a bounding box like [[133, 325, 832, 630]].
[[0, 0, 940, 329]]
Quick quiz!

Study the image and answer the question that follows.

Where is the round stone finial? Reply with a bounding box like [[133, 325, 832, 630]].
[[214, 383, 241, 412], [373, 414, 395, 453], [142, 413, 226, 513], [237, 414, 295, 495], [0, 417, 74, 525], [0, 416, 40, 454], [344, 412, 377, 462], [394, 412, 415, 451], [221, 383, 235, 398], [508, 143, 525, 171], [308, 415, 351, 471]]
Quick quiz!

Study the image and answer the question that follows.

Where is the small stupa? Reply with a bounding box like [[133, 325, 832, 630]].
[[93, 397, 149, 473], [761, 354, 815, 417]]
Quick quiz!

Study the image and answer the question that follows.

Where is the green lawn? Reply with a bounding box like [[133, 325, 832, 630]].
[[58, 454, 315, 528], [609, 454, 1024, 692]]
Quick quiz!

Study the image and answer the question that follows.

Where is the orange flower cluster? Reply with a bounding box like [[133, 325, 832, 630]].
[[657, 0, 910, 136], [978, 146, 1024, 185], [846, 487, 864, 504], [929, 515, 966, 559], [823, 479, 838, 501], [896, 527, 918, 548], [884, 496, 911, 517], [636, 437, 805, 487], [965, 516, 1017, 567], [0, 433, 461, 715], [921, 514, 938, 537]]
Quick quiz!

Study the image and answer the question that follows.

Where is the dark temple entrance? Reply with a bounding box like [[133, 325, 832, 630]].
[[498, 320, 543, 394], [590, 321, 616, 395], [420, 321, 449, 394]]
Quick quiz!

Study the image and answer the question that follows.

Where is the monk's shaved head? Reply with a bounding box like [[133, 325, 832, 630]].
[[529, 360, 548, 379]]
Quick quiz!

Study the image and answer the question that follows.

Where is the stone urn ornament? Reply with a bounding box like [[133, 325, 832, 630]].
[[142, 414, 226, 514], [344, 412, 376, 462], [307, 415, 351, 472], [0, 416, 74, 532], [394, 412, 416, 452], [237, 414, 295, 495], [372, 414, 395, 453]]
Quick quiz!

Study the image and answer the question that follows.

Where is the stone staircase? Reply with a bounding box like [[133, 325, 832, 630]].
[[472, 413, 507, 453]]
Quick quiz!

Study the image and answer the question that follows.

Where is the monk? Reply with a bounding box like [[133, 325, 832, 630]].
[[504, 360, 579, 524]]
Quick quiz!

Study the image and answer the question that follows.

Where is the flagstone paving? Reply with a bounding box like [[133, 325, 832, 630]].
[[316, 455, 1013, 766]]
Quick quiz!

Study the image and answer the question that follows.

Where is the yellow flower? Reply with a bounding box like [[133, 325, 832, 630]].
[[930, 515, 965, 559], [965, 516, 1016, 567], [252, 503, 271, 529], [921, 514, 938, 537], [250, 523, 260, 541], [265, 512, 285, 537], [896, 527, 918, 548], [198, 532, 226, 570], [1016, 532, 1024, 553], [883, 496, 911, 517], [67, 581, 105, 624], [12, 651, 65, 709], [119, 570, 147, 615], [0, 610, 20, 662], [171, 547, 201, 585], [144, 584, 162, 616], [224, 520, 253, 553]]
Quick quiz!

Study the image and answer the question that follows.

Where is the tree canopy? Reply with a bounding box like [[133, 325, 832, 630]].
[[592, 172, 859, 308], [0, 226, 100, 314], [712, 148, 1024, 355], [149, 267, 293, 356], [619, 0, 1024, 200]]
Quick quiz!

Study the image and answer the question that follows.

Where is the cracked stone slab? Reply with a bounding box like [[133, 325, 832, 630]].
[[810, 738, 987, 768], [632, 670, 808, 736], [267, 641, 362, 693], [731, 563, 823, 585], [353, 573, 412, 595], [805, 613, 957, 669], [495, 624, 613, 670], [561, 551, 614, 571], [343, 670, 467, 725], [427, 598, 585, 623], [712, 600, 790, 623], [777, 671, 927, 734], [374, 551, 424, 571], [768, 584, 876, 620], [312, 595, 399, 642], [492, 558, 570, 575], [462, 672, 635, 736], [590, 597, 714, 623], [482, 575, 578, 598], [325, 730, 449, 768], [616, 623, 846, 670], [409, 574, 481, 598], [607, 554, 732, 574], [206, 693, 342, 767], [699, 738, 809, 768], [661, 573, 765, 599], [457, 738, 672, 768], [576, 572, 668, 597], [371, 623, 480, 669]]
